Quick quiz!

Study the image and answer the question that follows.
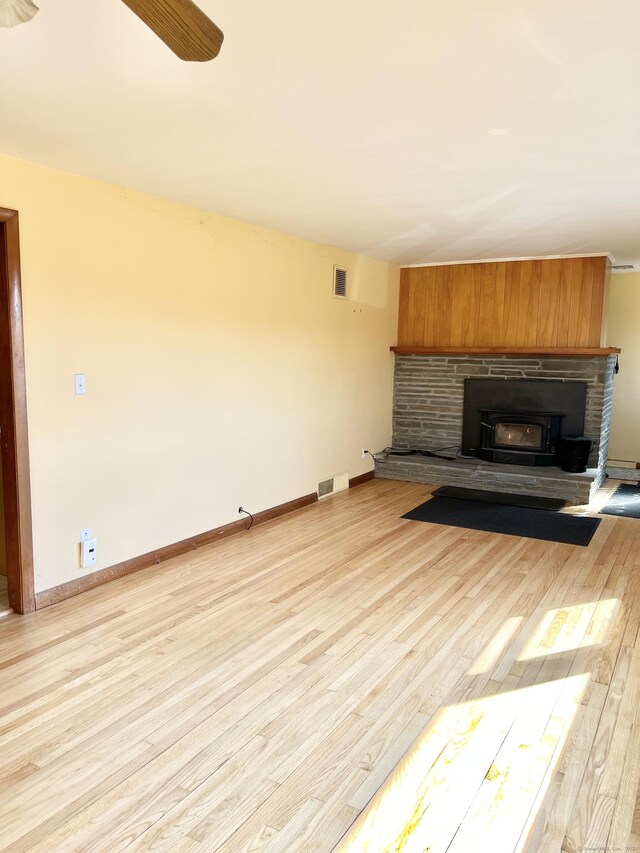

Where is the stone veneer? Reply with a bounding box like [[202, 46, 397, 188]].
[[375, 354, 617, 504]]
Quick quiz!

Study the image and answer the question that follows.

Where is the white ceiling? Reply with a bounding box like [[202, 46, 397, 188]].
[[1, 0, 639, 266]]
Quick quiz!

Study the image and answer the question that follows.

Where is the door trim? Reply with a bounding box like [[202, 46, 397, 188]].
[[0, 208, 35, 614]]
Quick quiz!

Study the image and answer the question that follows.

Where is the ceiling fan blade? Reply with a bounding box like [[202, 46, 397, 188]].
[[0, 0, 39, 28], [120, 0, 223, 62]]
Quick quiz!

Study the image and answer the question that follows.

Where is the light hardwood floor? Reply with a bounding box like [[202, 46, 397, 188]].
[[0, 479, 639, 852]]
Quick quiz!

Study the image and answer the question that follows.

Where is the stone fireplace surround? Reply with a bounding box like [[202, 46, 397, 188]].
[[375, 353, 617, 505]]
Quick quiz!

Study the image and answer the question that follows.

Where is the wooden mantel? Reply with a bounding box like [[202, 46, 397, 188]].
[[391, 345, 621, 357]]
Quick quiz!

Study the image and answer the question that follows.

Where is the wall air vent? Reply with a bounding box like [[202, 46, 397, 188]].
[[318, 478, 334, 498], [333, 266, 348, 299], [318, 473, 349, 499], [613, 264, 635, 270]]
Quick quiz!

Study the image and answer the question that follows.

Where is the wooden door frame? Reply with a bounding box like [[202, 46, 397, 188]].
[[0, 208, 35, 614]]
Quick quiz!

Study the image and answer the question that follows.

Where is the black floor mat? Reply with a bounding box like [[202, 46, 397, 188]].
[[600, 483, 640, 519], [402, 496, 600, 546], [432, 485, 565, 511]]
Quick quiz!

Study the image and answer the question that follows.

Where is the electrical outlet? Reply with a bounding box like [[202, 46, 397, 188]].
[[362, 448, 368, 459], [80, 528, 91, 542], [81, 538, 97, 569]]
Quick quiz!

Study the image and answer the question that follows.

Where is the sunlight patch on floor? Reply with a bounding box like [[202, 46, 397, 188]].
[[338, 674, 591, 853], [517, 598, 618, 662], [338, 595, 619, 853]]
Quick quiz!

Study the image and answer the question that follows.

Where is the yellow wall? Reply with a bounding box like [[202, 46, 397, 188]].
[[0, 154, 399, 594], [607, 272, 640, 464]]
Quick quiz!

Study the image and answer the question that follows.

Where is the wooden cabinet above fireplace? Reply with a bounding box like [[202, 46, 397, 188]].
[[397, 256, 613, 352]]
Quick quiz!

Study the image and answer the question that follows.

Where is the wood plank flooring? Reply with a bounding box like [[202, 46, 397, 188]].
[[0, 479, 639, 851]]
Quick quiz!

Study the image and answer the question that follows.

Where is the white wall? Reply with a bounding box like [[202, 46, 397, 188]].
[[0, 154, 399, 593]]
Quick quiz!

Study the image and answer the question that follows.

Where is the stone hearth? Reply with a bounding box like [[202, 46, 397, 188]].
[[375, 353, 617, 504], [375, 453, 597, 505]]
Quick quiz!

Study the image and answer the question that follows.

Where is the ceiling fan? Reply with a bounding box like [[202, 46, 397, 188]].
[[0, 0, 224, 61]]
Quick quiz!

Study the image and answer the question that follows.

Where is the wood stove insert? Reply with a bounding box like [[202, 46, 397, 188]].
[[480, 410, 564, 466], [463, 379, 587, 468]]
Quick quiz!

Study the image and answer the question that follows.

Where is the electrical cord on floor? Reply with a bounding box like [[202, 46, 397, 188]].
[[365, 448, 393, 463], [366, 445, 462, 464], [420, 444, 462, 460], [420, 447, 458, 462], [365, 446, 425, 463], [238, 507, 254, 529]]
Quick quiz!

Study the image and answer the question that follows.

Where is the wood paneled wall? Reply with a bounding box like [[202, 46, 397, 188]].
[[398, 256, 608, 349]]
